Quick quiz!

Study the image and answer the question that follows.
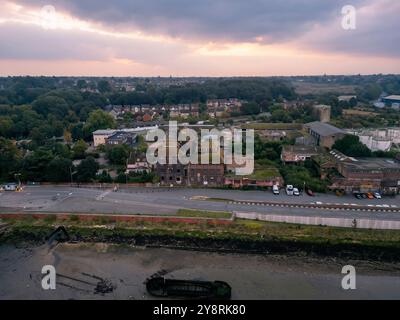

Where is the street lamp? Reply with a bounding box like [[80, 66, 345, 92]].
[[70, 166, 77, 186]]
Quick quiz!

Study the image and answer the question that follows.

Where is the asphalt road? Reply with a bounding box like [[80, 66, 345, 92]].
[[0, 186, 399, 221]]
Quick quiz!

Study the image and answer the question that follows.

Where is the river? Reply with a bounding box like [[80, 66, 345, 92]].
[[0, 243, 399, 299]]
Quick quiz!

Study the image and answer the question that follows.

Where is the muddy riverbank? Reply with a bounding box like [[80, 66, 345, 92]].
[[3, 224, 400, 262], [1, 243, 400, 300]]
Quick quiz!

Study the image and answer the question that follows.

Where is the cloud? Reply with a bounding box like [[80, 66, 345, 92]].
[[12, 0, 366, 42], [0, 0, 399, 75], [296, 0, 400, 58], [0, 21, 189, 66]]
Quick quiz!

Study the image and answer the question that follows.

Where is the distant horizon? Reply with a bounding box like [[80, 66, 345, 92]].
[[1, 73, 399, 78]]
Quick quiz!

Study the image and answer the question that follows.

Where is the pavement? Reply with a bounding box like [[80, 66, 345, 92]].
[[0, 186, 399, 221]]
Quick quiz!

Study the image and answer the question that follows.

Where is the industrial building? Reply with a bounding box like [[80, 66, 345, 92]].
[[281, 145, 320, 163], [312, 105, 331, 123], [326, 150, 400, 194], [346, 128, 400, 152], [304, 122, 345, 149]]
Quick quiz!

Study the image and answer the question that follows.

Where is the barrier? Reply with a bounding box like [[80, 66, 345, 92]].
[[234, 212, 400, 230]]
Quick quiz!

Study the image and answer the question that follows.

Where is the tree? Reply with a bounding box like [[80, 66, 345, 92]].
[[241, 102, 261, 115], [97, 170, 112, 183], [21, 148, 54, 182], [72, 139, 88, 159], [83, 110, 116, 137], [0, 138, 21, 182], [64, 130, 72, 144], [0, 116, 13, 137], [45, 157, 72, 182], [76, 157, 99, 182], [106, 144, 129, 165], [332, 135, 372, 157], [32, 95, 69, 119], [97, 80, 112, 93]]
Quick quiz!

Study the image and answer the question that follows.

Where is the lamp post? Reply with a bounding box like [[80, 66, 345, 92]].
[[69, 166, 77, 186]]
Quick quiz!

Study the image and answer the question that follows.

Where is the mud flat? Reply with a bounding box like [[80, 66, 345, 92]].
[[1, 243, 400, 300]]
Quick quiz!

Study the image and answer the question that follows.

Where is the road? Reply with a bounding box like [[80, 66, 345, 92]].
[[0, 186, 399, 221]]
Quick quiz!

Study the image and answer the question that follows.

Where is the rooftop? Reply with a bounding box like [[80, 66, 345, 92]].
[[383, 95, 400, 101], [343, 157, 400, 171], [305, 121, 344, 137], [93, 129, 116, 135], [282, 145, 320, 155]]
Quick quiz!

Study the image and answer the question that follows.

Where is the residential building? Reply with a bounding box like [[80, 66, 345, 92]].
[[106, 132, 138, 146], [126, 162, 151, 174], [338, 95, 357, 102], [187, 164, 225, 186], [93, 129, 118, 147], [382, 95, 400, 107], [154, 163, 187, 186]]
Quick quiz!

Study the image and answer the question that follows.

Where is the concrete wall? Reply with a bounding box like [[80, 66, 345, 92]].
[[234, 212, 400, 230]]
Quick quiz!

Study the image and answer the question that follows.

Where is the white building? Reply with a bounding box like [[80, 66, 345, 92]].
[[93, 126, 158, 147], [93, 129, 117, 147], [347, 128, 400, 152]]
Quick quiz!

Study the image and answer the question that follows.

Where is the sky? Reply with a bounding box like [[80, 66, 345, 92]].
[[0, 0, 399, 76]]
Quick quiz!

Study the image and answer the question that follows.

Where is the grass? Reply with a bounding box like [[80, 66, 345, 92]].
[[176, 209, 232, 219], [3, 215, 400, 247], [241, 123, 302, 130], [225, 165, 281, 180]]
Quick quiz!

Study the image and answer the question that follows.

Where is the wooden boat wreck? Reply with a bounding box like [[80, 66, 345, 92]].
[[146, 277, 231, 299]]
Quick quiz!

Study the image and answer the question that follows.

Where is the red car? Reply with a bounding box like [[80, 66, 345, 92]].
[[306, 188, 315, 196]]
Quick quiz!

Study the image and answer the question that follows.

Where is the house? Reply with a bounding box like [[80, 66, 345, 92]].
[[304, 121, 345, 149], [154, 163, 187, 186], [187, 164, 224, 186], [281, 145, 320, 163], [224, 165, 284, 189], [382, 95, 400, 107], [126, 162, 151, 174], [338, 95, 357, 102], [106, 132, 138, 146], [93, 129, 118, 147], [142, 113, 153, 122]]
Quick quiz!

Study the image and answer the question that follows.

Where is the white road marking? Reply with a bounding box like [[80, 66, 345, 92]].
[[96, 190, 112, 201]]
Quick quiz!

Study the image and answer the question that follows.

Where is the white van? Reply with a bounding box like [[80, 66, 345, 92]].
[[286, 185, 294, 196], [272, 185, 280, 195], [4, 183, 17, 191]]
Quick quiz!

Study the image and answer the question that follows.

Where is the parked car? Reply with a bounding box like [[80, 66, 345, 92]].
[[293, 188, 300, 196], [361, 193, 367, 199], [305, 188, 315, 196], [373, 192, 382, 199], [272, 185, 280, 195], [3, 183, 17, 191], [354, 193, 362, 199], [367, 192, 374, 199], [286, 185, 294, 196]]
